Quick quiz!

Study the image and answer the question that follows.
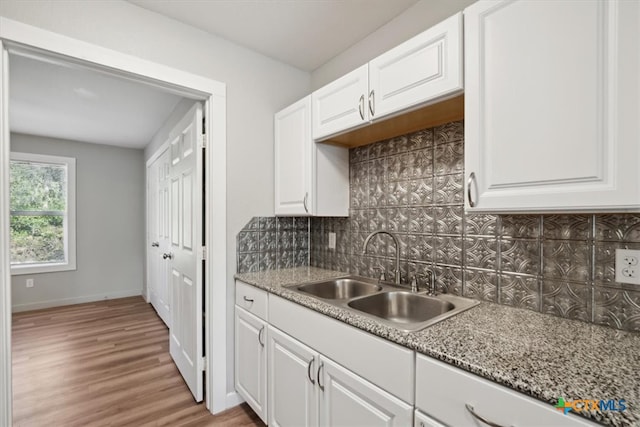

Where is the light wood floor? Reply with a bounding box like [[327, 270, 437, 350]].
[[12, 296, 265, 427]]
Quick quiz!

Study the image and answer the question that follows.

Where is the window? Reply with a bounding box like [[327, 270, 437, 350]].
[[9, 152, 76, 275]]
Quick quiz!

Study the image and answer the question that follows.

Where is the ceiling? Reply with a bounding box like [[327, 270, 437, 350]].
[[9, 54, 185, 149], [128, 0, 419, 71]]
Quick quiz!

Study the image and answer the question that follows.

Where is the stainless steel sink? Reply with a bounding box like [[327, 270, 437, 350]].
[[285, 275, 479, 331], [348, 291, 479, 331], [295, 278, 382, 300], [347, 291, 454, 323]]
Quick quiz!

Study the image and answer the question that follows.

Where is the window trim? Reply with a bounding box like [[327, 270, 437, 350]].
[[9, 152, 76, 275]]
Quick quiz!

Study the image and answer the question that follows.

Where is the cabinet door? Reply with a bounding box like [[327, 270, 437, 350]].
[[275, 96, 313, 215], [414, 410, 446, 427], [268, 326, 319, 427], [235, 307, 267, 423], [319, 356, 413, 427], [369, 12, 463, 121], [312, 64, 369, 140], [464, 0, 640, 212]]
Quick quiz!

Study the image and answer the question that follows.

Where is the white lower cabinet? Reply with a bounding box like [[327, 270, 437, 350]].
[[415, 355, 597, 427], [235, 283, 597, 427], [414, 410, 446, 427], [320, 356, 412, 427], [268, 326, 319, 427], [267, 324, 412, 427], [235, 306, 268, 423]]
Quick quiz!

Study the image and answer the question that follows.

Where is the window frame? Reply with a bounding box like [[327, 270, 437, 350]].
[[9, 152, 76, 275]]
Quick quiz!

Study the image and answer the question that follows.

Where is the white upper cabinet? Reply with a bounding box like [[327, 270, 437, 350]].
[[464, 0, 640, 212], [275, 96, 313, 216], [274, 96, 349, 216], [312, 13, 464, 142], [369, 12, 463, 121], [312, 64, 369, 140]]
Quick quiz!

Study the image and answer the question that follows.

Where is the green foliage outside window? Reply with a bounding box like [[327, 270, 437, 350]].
[[10, 161, 67, 265]]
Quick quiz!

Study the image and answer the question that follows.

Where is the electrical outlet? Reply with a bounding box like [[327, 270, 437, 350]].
[[328, 232, 336, 249], [615, 249, 640, 285], [26, 278, 34, 288]]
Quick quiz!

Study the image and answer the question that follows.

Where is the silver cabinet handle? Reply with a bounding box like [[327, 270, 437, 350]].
[[307, 359, 315, 385], [258, 326, 265, 347], [243, 296, 254, 303], [368, 90, 375, 117], [358, 94, 365, 120], [317, 362, 325, 391], [303, 192, 309, 213], [465, 404, 508, 427], [162, 253, 173, 260], [151, 242, 159, 247], [467, 172, 477, 208]]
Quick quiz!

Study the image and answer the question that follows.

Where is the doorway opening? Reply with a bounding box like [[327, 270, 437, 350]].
[[0, 17, 228, 424]]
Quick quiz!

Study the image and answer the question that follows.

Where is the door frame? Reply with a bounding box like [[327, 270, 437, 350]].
[[0, 17, 229, 423]]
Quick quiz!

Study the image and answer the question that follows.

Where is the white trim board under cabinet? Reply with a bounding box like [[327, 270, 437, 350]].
[[464, 0, 640, 213]]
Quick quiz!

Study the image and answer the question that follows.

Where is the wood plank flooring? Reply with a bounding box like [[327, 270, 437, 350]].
[[12, 296, 265, 427]]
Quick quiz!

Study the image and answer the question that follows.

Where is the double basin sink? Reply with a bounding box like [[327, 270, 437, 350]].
[[286, 276, 479, 332]]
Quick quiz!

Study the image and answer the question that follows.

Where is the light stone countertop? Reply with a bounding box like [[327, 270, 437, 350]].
[[235, 267, 640, 427]]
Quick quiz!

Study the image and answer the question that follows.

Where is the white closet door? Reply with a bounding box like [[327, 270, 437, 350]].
[[149, 150, 171, 328], [168, 103, 204, 402]]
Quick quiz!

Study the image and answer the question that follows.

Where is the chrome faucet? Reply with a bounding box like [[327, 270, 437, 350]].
[[362, 230, 401, 285]]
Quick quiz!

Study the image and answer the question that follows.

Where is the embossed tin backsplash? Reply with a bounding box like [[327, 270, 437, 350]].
[[310, 121, 640, 332], [237, 217, 310, 273]]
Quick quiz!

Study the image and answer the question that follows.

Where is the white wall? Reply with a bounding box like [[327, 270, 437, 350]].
[[144, 99, 197, 161], [311, 0, 476, 90], [0, 0, 311, 400], [10, 133, 145, 311]]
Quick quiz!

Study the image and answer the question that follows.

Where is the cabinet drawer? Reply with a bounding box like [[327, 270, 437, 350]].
[[416, 355, 596, 426], [235, 281, 268, 320]]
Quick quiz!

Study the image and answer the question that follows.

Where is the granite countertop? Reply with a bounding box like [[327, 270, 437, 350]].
[[235, 267, 640, 427]]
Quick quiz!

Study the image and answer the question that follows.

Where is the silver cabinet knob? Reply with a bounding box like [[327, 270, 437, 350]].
[[162, 253, 173, 260], [151, 242, 159, 247]]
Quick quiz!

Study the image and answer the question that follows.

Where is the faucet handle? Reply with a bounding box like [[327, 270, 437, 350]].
[[418, 269, 437, 295], [373, 266, 387, 282], [410, 275, 419, 292]]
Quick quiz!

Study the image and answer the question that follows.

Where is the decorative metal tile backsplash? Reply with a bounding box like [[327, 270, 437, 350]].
[[237, 217, 310, 273], [310, 120, 640, 333]]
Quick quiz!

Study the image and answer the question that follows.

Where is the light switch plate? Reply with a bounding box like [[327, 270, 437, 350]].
[[615, 249, 640, 285]]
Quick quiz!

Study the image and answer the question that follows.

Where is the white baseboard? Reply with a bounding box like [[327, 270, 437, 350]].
[[225, 391, 244, 410], [11, 289, 143, 312]]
